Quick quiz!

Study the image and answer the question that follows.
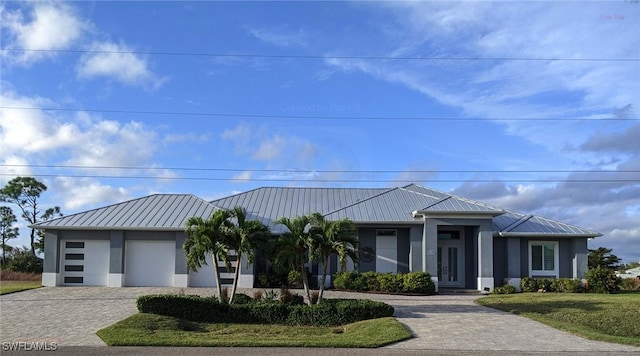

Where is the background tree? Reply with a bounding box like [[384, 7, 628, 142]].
[[0, 177, 61, 254], [226, 207, 270, 303], [274, 215, 313, 304], [588, 247, 621, 271], [183, 210, 233, 302], [308, 213, 359, 303], [34, 207, 63, 253], [1, 206, 19, 265]]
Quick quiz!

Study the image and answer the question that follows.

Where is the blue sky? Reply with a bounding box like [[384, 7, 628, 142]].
[[1, 1, 639, 263]]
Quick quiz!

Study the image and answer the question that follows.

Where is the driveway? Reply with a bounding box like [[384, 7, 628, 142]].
[[1, 287, 639, 353]]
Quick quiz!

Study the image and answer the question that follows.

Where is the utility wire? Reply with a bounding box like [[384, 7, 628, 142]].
[[2, 106, 635, 121], [3, 48, 638, 62], [0, 173, 636, 183], [2, 164, 637, 174]]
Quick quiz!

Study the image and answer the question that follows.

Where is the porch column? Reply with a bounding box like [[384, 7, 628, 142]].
[[477, 224, 494, 292], [422, 218, 439, 290], [42, 231, 60, 287]]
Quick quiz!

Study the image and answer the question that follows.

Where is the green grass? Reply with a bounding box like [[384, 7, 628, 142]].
[[476, 293, 640, 347], [97, 313, 412, 347], [0, 280, 42, 295]]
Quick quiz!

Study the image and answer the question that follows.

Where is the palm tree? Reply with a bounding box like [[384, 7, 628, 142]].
[[183, 209, 233, 302], [274, 215, 313, 304], [226, 206, 270, 304], [308, 213, 360, 303]]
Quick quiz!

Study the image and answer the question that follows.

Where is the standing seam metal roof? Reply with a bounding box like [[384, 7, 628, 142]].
[[34, 184, 601, 237]]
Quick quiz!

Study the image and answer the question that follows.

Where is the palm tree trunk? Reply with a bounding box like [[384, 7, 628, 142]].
[[211, 254, 224, 303], [300, 264, 311, 304], [318, 256, 329, 303], [229, 253, 242, 304]]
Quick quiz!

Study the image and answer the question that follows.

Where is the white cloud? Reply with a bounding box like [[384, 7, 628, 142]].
[[246, 26, 309, 48], [77, 42, 163, 88], [1, 2, 87, 64], [232, 171, 253, 183], [253, 135, 286, 161], [52, 177, 131, 210]]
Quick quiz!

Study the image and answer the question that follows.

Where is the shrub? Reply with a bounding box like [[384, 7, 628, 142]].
[[376, 273, 403, 293], [309, 291, 319, 305], [520, 277, 538, 292], [620, 277, 640, 291], [402, 272, 435, 294], [586, 267, 621, 293], [360, 271, 380, 291], [136, 294, 394, 326], [333, 271, 366, 291], [493, 285, 517, 294], [287, 270, 303, 288], [555, 278, 582, 293], [3, 251, 43, 274], [252, 289, 263, 300], [262, 289, 278, 302], [231, 293, 253, 304]]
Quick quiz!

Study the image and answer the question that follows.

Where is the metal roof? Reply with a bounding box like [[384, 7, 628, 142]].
[[33, 194, 218, 230], [34, 184, 601, 237]]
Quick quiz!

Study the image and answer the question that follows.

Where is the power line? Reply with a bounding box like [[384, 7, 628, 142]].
[[0, 173, 636, 183], [2, 164, 637, 174], [2, 106, 635, 121], [3, 48, 638, 62]]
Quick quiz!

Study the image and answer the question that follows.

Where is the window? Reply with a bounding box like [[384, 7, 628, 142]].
[[529, 241, 558, 277], [65, 241, 85, 249]]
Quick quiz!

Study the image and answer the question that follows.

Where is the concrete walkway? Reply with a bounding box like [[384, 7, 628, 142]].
[[1, 287, 639, 353]]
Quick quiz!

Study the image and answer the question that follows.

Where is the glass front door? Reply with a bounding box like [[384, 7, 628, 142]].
[[437, 239, 465, 288]]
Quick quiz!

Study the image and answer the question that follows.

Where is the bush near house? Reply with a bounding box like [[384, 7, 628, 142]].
[[619, 277, 640, 291], [520, 277, 583, 293], [493, 285, 517, 294], [333, 271, 436, 295], [137, 294, 394, 327], [586, 266, 621, 293]]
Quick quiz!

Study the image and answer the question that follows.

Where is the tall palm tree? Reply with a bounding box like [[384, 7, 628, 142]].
[[226, 206, 270, 304], [183, 209, 233, 302], [274, 215, 313, 304], [308, 213, 360, 303]]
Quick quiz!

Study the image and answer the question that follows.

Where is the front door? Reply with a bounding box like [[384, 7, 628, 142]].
[[437, 231, 465, 288]]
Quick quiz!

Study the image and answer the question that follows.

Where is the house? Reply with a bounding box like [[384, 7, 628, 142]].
[[616, 266, 640, 279], [34, 184, 601, 292]]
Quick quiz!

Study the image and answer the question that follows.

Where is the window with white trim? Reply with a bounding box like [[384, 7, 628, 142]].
[[529, 241, 559, 278]]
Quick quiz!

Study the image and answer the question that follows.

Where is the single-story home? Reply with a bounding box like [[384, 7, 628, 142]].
[[616, 266, 640, 279], [35, 184, 601, 292]]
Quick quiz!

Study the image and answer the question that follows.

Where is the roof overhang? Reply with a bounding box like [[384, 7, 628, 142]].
[[494, 231, 602, 238], [30, 225, 186, 232], [412, 210, 505, 219]]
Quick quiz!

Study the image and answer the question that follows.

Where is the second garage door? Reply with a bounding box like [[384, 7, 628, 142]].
[[124, 240, 175, 286]]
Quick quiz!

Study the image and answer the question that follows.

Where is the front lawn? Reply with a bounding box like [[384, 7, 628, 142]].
[[97, 313, 412, 347], [476, 293, 640, 347], [0, 280, 42, 295]]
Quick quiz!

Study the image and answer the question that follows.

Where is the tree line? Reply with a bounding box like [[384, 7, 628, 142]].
[[1, 176, 62, 269]]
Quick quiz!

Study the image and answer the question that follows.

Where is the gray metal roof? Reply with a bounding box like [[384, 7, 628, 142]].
[[493, 209, 601, 237], [34, 184, 601, 237], [33, 194, 218, 230]]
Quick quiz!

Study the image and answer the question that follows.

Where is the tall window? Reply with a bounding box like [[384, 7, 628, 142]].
[[529, 241, 558, 278]]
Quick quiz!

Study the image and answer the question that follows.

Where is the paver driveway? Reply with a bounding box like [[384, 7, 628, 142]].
[[1, 287, 639, 353]]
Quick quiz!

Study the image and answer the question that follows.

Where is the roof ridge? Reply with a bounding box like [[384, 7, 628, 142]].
[[422, 196, 452, 210], [527, 213, 602, 235], [398, 185, 444, 200], [322, 186, 400, 216], [408, 184, 504, 212]]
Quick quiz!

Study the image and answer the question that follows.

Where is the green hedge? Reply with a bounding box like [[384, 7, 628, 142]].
[[333, 271, 435, 295], [520, 277, 583, 293], [137, 294, 394, 326]]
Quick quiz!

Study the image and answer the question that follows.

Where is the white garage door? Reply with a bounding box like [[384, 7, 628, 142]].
[[376, 230, 398, 273], [60, 240, 110, 286], [124, 240, 175, 286]]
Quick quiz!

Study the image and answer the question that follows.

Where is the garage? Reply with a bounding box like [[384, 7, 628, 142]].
[[60, 240, 110, 286], [124, 240, 175, 286]]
